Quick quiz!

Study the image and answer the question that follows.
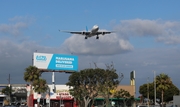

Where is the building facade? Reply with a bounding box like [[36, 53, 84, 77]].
[[0, 84, 138, 107]]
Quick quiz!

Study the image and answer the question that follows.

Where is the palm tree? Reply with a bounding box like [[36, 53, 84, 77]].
[[33, 78, 48, 107], [24, 66, 41, 85], [156, 73, 172, 106], [24, 66, 42, 106], [33, 78, 48, 93]]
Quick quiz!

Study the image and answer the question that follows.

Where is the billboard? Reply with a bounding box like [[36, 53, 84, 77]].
[[33, 52, 78, 71]]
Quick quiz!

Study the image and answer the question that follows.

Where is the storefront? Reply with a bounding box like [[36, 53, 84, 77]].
[[33, 85, 74, 107]]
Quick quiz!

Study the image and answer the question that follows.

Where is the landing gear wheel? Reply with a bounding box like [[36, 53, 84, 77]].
[[96, 36, 99, 39], [85, 37, 88, 39]]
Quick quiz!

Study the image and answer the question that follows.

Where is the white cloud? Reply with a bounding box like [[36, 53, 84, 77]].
[[9, 16, 33, 22], [156, 35, 180, 44], [62, 33, 133, 55], [0, 22, 28, 36], [0, 16, 35, 36], [115, 19, 180, 44]]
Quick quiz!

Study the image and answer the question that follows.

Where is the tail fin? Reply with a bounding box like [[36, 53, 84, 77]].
[[86, 26, 88, 31]]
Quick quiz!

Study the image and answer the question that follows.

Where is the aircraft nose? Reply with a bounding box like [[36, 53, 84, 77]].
[[93, 25, 99, 29]]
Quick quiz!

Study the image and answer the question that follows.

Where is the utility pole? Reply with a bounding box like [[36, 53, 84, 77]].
[[8, 74, 10, 85], [154, 71, 156, 105], [147, 77, 149, 107], [7, 74, 11, 105]]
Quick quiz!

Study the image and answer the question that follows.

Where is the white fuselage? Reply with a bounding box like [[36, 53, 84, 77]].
[[89, 25, 99, 37]]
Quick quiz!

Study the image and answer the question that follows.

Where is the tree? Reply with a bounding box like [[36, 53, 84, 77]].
[[139, 83, 179, 103], [24, 66, 42, 97], [164, 84, 179, 102], [97, 65, 119, 107], [139, 83, 155, 100], [24, 66, 47, 107], [156, 73, 172, 105], [1, 86, 13, 96], [67, 68, 102, 107], [33, 78, 48, 107], [33, 78, 48, 93], [139, 73, 177, 104], [114, 89, 134, 107], [1, 86, 13, 103], [66, 67, 120, 107], [24, 66, 41, 85]]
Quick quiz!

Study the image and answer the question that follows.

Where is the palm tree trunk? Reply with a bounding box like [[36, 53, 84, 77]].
[[161, 90, 164, 107]]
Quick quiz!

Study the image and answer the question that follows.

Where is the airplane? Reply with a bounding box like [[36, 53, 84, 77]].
[[59, 25, 114, 39]]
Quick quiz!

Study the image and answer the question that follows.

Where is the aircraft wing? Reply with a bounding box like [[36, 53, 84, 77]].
[[59, 30, 91, 35], [96, 31, 112, 35]]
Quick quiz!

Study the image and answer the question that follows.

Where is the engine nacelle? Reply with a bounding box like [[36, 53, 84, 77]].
[[102, 32, 105, 35], [81, 32, 86, 35]]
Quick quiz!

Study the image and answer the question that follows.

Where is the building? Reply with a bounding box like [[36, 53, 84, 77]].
[[33, 85, 74, 107], [0, 83, 139, 107], [0, 84, 27, 106]]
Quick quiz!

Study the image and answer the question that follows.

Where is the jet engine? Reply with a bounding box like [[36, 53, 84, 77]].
[[81, 32, 86, 35], [102, 32, 106, 35]]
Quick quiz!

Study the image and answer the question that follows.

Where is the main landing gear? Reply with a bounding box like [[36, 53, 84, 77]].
[[84, 35, 99, 39], [96, 35, 99, 39]]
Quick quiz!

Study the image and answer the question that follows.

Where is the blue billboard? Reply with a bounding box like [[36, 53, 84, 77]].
[[33, 53, 78, 71]]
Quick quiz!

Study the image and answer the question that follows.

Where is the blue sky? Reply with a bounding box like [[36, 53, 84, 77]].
[[1, 0, 180, 97]]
